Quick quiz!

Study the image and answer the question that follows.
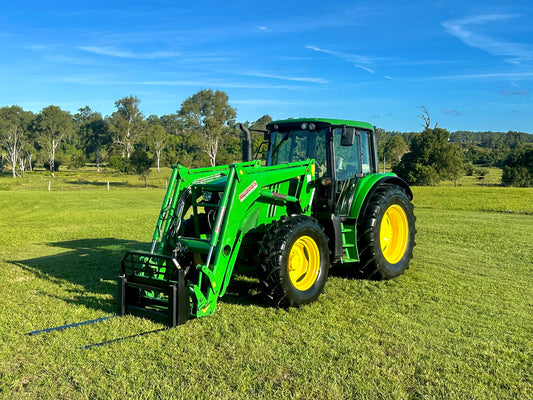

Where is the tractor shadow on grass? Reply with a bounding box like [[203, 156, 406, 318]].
[[11, 241, 368, 316], [11, 238, 150, 314], [328, 262, 370, 280], [219, 262, 375, 310], [220, 263, 270, 308], [11, 239, 270, 314]]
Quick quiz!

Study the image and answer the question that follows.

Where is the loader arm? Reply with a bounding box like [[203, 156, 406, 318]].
[[120, 160, 316, 324]]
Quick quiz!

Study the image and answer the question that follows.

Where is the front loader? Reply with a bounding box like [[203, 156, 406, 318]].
[[119, 118, 416, 326]]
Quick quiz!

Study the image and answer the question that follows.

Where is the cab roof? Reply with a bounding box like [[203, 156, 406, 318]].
[[267, 118, 374, 131]]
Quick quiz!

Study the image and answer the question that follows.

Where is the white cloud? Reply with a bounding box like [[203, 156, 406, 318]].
[[499, 89, 530, 96], [254, 7, 373, 35], [54, 75, 307, 90], [239, 71, 328, 84], [413, 72, 533, 81], [443, 109, 462, 116], [355, 65, 375, 74], [306, 45, 394, 76], [77, 46, 180, 59], [441, 14, 533, 65], [305, 45, 375, 67], [231, 99, 295, 106]]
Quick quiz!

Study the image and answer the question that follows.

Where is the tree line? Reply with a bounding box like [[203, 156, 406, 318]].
[[1, 90, 532, 187], [0, 90, 272, 184], [376, 124, 533, 186]]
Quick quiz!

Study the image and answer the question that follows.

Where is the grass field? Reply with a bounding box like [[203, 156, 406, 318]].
[[0, 169, 532, 399]]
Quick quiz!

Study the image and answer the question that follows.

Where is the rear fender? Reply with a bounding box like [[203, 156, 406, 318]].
[[350, 174, 412, 220]]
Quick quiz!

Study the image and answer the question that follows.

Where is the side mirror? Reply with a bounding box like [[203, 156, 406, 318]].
[[341, 126, 356, 146]]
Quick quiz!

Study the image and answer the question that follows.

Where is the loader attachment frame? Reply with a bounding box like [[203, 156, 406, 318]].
[[119, 251, 190, 327]]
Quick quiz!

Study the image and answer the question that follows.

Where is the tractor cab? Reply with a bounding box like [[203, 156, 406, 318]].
[[263, 118, 378, 216]]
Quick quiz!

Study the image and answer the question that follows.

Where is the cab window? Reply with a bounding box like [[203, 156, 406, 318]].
[[333, 128, 360, 180], [359, 131, 372, 174]]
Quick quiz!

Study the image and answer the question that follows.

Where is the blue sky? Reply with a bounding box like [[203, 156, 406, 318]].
[[1, 0, 532, 133]]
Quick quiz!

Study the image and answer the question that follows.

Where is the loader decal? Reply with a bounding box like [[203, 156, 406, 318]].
[[239, 180, 258, 202]]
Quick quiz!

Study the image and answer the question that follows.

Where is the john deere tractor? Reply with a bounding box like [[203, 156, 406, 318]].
[[119, 118, 416, 326]]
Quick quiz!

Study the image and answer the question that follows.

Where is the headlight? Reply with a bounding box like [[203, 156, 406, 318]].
[[202, 191, 212, 202]]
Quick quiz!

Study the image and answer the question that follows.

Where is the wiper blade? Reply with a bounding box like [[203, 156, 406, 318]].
[[271, 132, 290, 158]]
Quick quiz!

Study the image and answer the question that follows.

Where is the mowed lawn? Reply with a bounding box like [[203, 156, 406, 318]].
[[0, 181, 531, 399]]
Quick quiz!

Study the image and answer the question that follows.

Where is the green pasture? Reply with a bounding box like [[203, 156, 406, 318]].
[[0, 166, 173, 192], [0, 170, 531, 399]]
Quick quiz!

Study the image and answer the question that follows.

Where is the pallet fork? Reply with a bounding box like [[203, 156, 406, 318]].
[[119, 251, 190, 327]]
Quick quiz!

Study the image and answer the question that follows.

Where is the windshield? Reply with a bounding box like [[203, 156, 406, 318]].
[[268, 129, 328, 177]]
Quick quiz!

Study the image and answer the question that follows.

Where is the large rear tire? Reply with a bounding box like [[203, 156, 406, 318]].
[[357, 184, 416, 280], [259, 216, 330, 307]]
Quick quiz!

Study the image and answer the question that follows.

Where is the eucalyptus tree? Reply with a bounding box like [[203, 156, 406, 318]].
[[34, 105, 74, 177], [0, 106, 34, 177], [146, 120, 168, 172], [76, 106, 110, 172], [178, 89, 236, 166], [160, 113, 182, 136], [109, 96, 145, 158]]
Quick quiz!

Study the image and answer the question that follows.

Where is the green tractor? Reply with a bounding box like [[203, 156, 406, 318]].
[[119, 118, 416, 326]]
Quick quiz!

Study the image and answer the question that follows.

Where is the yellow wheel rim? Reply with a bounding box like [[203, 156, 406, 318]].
[[380, 204, 409, 264], [288, 236, 320, 291]]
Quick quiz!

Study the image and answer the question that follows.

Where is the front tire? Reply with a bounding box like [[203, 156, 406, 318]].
[[259, 216, 330, 307], [357, 184, 416, 280]]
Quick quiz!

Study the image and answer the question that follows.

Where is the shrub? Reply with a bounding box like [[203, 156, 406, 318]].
[[109, 155, 127, 172], [501, 147, 533, 187], [69, 153, 87, 169], [393, 127, 463, 185]]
